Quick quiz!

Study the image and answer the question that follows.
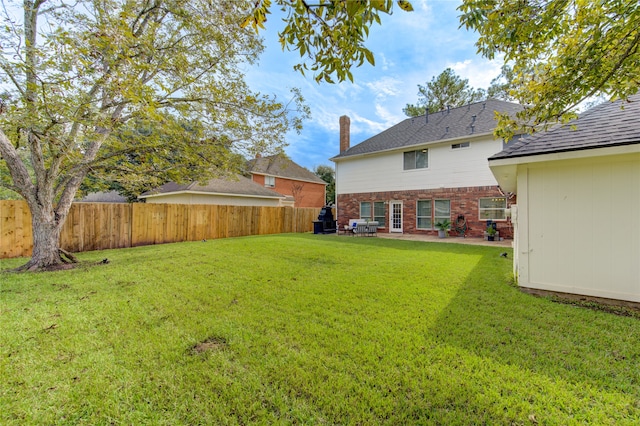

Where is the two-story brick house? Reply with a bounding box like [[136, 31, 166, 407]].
[[247, 154, 327, 208], [141, 154, 327, 208], [330, 99, 524, 238]]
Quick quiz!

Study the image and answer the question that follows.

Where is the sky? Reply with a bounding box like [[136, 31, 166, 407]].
[[244, 0, 504, 171]]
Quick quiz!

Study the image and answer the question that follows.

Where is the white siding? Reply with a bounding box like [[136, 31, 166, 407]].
[[144, 193, 282, 207], [336, 135, 502, 194], [517, 153, 640, 302]]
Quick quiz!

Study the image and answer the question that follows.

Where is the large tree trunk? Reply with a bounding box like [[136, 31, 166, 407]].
[[16, 202, 76, 271]]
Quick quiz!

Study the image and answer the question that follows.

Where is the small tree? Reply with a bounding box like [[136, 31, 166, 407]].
[[314, 165, 335, 205], [403, 68, 486, 117]]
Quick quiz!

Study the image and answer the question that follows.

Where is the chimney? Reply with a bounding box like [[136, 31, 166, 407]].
[[339, 115, 350, 153]]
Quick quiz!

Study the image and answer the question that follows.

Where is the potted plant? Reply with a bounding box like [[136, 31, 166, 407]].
[[435, 219, 451, 238], [486, 225, 497, 241]]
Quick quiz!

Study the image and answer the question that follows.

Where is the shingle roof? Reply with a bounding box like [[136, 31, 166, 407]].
[[490, 95, 640, 161], [139, 175, 284, 199], [331, 99, 524, 160], [247, 154, 326, 184]]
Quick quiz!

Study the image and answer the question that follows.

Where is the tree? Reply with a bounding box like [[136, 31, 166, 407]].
[[314, 164, 335, 204], [487, 65, 518, 102], [0, 0, 307, 270], [459, 0, 640, 139], [403, 68, 486, 117]]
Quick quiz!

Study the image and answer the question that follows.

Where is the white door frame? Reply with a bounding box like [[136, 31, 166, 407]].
[[390, 201, 403, 233]]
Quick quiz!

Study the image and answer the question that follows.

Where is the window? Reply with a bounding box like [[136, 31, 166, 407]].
[[479, 197, 507, 220], [360, 202, 372, 221], [403, 149, 428, 170], [434, 199, 450, 226], [374, 202, 386, 227], [417, 200, 432, 229], [264, 176, 275, 187], [451, 142, 470, 149]]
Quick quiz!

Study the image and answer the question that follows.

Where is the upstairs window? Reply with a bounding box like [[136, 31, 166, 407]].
[[265, 176, 275, 187], [403, 149, 428, 170], [451, 142, 470, 150]]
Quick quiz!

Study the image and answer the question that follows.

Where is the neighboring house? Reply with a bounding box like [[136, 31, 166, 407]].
[[330, 99, 524, 238], [139, 175, 294, 207], [247, 154, 327, 208], [489, 96, 640, 304]]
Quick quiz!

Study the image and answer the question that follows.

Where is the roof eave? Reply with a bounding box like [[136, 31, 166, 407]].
[[138, 190, 285, 200]]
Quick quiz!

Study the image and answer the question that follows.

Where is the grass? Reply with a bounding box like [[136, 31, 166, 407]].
[[1, 234, 639, 424]]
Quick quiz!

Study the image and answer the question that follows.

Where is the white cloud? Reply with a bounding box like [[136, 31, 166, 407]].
[[448, 57, 504, 90], [365, 76, 402, 99]]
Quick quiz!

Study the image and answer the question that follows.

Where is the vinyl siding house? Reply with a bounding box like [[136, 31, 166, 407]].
[[331, 99, 524, 238], [489, 96, 640, 304]]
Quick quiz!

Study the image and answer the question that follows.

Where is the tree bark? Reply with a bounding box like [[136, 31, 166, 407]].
[[16, 201, 72, 271]]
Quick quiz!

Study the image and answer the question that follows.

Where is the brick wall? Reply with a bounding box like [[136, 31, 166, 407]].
[[252, 174, 326, 208], [336, 186, 515, 239]]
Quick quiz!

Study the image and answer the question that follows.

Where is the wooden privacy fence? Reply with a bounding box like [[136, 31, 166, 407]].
[[0, 201, 321, 259]]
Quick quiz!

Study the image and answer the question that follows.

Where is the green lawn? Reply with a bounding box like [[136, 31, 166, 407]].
[[1, 234, 639, 424]]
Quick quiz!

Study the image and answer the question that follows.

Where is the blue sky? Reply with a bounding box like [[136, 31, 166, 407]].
[[245, 0, 504, 171]]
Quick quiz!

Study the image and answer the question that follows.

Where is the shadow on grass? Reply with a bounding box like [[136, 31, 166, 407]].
[[427, 250, 640, 421]]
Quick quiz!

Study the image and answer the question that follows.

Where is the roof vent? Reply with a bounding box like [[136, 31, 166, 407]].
[[446, 126, 449, 134], [470, 124, 475, 134], [425, 111, 428, 123], [471, 115, 476, 123], [482, 102, 486, 110], [447, 105, 450, 114]]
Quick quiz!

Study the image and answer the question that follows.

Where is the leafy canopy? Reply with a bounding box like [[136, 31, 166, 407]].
[[403, 68, 487, 117], [243, 0, 414, 84], [0, 0, 308, 206], [459, 0, 640, 139]]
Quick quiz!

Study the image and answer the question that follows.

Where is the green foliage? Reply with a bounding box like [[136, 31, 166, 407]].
[[244, 0, 413, 83], [0, 1, 307, 200], [487, 64, 518, 101], [403, 68, 487, 117], [435, 219, 452, 230], [459, 0, 640, 139], [314, 164, 335, 204], [2, 235, 640, 423]]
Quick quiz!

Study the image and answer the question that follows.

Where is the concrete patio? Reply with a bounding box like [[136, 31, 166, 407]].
[[338, 232, 513, 248]]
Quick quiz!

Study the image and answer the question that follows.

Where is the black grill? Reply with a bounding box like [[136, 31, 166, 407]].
[[313, 206, 336, 234]]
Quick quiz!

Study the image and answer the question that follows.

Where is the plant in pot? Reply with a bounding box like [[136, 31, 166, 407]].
[[435, 219, 451, 238], [486, 225, 497, 241]]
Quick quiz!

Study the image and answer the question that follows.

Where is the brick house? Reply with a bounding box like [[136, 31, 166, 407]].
[[247, 154, 327, 208], [140, 155, 326, 208], [330, 99, 524, 238]]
